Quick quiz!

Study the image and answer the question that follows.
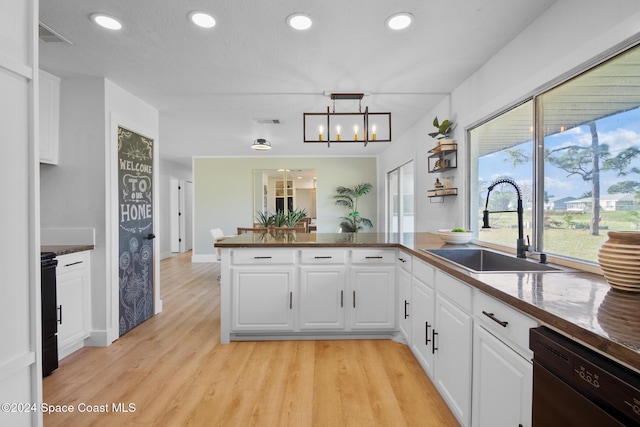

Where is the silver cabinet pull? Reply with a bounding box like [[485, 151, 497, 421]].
[[340, 290, 344, 308], [365, 256, 383, 259], [482, 310, 508, 327], [254, 256, 272, 259], [314, 256, 332, 259], [404, 300, 409, 319], [289, 292, 293, 309], [432, 330, 438, 354], [353, 291, 356, 308]]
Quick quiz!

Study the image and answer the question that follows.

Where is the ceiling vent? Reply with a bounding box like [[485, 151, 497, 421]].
[[39, 22, 72, 44], [254, 119, 281, 124]]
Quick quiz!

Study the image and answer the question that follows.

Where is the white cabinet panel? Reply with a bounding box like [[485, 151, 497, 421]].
[[231, 267, 295, 331], [39, 69, 60, 164], [472, 325, 532, 427], [56, 251, 91, 359], [350, 266, 396, 330], [411, 277, 435, 376], [299, 266, 345, 330], [434, 292, 473, 427]]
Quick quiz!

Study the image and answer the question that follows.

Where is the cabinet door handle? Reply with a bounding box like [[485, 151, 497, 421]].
[[340, 290, 344, 308], [353, 291, 356, 308], [425, 322, 431, 346], [58, 305, 62, 324], [64, 261, 83, 267], [398, 258, 406, 263], [254, 256, 272, 259], [365, 256, 383, 259], [314, 256, 332, 259], [289, 291, 293, 309], [404, 300, 409, 319], [482, 310, 509, 327], [432, 330, 438, 354]]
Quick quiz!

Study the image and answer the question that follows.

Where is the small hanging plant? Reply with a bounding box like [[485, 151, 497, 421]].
[[428, 117, 454, 140]]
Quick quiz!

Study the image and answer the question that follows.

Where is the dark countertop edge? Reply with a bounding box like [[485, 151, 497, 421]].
[[41, 245, 94, 256], [219, 233, 640, 371]]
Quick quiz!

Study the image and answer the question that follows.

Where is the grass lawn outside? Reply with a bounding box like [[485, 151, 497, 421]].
[[476, 210, 640, 263]]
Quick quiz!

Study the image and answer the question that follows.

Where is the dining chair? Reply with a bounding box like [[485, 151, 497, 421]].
[[237, 227, 269, 234]]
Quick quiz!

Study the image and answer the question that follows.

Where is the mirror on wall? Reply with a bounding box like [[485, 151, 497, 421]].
[[253, 168, 317, 224]]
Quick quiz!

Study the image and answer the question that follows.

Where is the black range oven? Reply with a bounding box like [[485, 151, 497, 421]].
[[41, 252, 58, 377]]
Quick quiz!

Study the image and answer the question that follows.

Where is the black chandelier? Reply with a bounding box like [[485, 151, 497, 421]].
[[303, 93, 391, 147]]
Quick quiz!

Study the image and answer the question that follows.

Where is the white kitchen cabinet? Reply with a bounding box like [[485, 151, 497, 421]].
[[299, 249, 346, 330], [231, 267, 295, 331], [56, 251, 91, 359], [434, 290, 473, 427], [411, 274, 436, 376], [299, 268, 346, 330], [397, 253, 412, 342], [411, 267, 473, 427], [472, 325, 533, 427], [472, 290, 536, 427], [39, 69, 60, 164], [350, 250, 396, 330]]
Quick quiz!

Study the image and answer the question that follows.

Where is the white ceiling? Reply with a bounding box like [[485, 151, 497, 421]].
[[39, 0, 557, 166]]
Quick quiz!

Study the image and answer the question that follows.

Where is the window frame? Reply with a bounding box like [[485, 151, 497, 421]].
[[466, 39, 640, 273]]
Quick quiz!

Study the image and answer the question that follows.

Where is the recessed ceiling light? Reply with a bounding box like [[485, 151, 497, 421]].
[[386, 13, 412, 30], [188, 11, 216, 29], [90, 13, 122, 30], [286, 13, 312, 31]]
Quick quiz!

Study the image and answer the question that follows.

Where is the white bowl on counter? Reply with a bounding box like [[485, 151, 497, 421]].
[[438, 230, 473, 244]]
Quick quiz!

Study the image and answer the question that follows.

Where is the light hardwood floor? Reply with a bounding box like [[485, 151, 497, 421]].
[[43, 251, 459, 426]]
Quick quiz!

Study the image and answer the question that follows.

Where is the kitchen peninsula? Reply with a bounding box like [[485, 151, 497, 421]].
[[217, 232, 640, 370]]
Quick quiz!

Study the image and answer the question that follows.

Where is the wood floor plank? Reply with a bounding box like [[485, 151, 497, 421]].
[[43, 251, 459, 426]]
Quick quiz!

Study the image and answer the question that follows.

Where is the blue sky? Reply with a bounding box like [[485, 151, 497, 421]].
[[479, 108, 640, 200]]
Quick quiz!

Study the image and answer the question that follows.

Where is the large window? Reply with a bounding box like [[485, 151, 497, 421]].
[[387, 161, 414, 233], [470, 44, 640, 264]]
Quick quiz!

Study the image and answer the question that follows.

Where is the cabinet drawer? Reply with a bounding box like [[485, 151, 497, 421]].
[[351, 249, 395, 264], [474, 290, 537, 359], [413, 259, 434, 288], [56, 251, 90, 274], [397, 252, 413, 273], [300, 249, 346, 264], [435, 270, 472, 313], [231, 249, 295, 265]]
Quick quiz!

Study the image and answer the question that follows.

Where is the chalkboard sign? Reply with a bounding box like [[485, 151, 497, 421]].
[[118, 126, 154, 336]]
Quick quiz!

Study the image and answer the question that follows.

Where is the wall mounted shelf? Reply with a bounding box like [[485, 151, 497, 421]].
[[428, 145, 457, 173]]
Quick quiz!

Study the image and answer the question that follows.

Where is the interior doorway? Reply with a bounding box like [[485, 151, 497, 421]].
[[170, 179, 193, 253]]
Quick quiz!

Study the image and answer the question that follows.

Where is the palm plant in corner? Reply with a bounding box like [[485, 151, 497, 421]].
[[334, 183, 374, 232]]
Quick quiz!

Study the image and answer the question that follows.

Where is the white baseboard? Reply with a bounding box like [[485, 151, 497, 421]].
[[191, 254, 218, 263]]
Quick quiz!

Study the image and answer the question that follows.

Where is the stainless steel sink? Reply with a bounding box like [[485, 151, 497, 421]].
[[423, 248, 562, 273]]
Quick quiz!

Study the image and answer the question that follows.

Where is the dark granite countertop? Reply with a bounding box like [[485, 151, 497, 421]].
[[218, 231, 640, 371], [41, 245, 94, 256]]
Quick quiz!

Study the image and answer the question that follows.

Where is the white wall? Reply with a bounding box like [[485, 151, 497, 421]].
[[159, 159, 192, 259], [40, 77, 160, 347], [379, 0, 640, 233], [0, 1, 41, 425], [192, 156, 377, 261]]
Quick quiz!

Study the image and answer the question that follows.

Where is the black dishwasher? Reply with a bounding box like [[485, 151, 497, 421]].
[[530, 326, 640, 426], [41, 252, 58, 377]]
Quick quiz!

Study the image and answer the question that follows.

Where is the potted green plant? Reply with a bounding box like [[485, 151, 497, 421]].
[[255, 210, 274, 228], [428, 117, 456, 150], [428, 117, 454, 140], [334, 183, 374, 233], [284, 208, 307, 228]]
